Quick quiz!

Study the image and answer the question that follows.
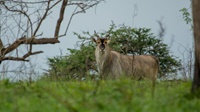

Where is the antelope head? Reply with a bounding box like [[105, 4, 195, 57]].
[[92, 31, 110, 53]]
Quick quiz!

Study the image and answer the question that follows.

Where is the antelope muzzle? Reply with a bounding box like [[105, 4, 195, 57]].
[[99, 44, 105, 51]]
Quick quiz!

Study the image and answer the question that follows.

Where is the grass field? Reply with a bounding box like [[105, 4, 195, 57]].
[[0, 79, 199, 112]]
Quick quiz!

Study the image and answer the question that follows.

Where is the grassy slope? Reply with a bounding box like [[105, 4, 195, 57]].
[[0, 79, 199, 112]]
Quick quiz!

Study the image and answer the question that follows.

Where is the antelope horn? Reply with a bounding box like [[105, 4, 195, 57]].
[[94, 30, 100, 39], [105, 30, 111, 39]]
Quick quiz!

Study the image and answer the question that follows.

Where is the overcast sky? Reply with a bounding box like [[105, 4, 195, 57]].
[[53, 0, 192, 60], [1, 0, 192, 78], [46, 0, 192, 54]]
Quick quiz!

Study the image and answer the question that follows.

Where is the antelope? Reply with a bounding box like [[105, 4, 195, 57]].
[[92, 32, 159, 87]]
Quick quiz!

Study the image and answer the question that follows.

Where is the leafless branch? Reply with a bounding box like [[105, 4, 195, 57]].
[[157, 18, 166, 40], [1, 1, 33, 35], [178, 43, 194, 80], [58, 5, 78, 38], [0, 0, 103, 65], [2, 0, 49, 4], [33, 0, 51, 36], [1, 51, 43, 62], [54, 0, 68, 38], [58, 0, 103, 38]]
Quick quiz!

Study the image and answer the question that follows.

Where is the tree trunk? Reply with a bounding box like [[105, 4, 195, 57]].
[[191, 0, 200, 93]]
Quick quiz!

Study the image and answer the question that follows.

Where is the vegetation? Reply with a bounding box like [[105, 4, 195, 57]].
[[47, 24, 181, 80], [1, 2, 200, 112], [0, 79, 199, 112], [179, 4, 193, 29]]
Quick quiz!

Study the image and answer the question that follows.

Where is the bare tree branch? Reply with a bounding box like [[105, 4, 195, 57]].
[[157, 19, 166, 40], [1, 51, 43, 62], [33, 0, 51, 36], [54, 0, 68, 38], [0, 0, 103, 64], [59, 0, 102, 38], [2, 0, 49, 4], [1, 37, 59, 55], [1, 1, 33, 35]]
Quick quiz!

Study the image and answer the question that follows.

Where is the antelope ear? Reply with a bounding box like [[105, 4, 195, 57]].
[[107, 39, 110, 44], [91, 37, 97, 43]]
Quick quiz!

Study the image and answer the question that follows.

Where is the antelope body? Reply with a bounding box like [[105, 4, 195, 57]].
[[92, 34, 159, 85]]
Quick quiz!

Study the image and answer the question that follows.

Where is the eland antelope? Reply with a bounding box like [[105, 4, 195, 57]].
[[92, 32, 159, 87]]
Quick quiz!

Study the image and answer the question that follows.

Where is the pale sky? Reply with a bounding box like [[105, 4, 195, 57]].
[[43, 0, 192, 56], [1, 0, 192, 79]]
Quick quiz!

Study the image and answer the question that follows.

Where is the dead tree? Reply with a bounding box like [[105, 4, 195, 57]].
[[191, 0, 200, 93], [0, 0, 103, 63]]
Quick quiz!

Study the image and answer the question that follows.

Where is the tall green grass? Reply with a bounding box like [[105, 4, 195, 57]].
[[0, 79, 199, 112]]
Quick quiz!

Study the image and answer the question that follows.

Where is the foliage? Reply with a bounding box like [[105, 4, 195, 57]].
[[105, 25, 181, 77], [179, 2, 194, 81], [46, 49, 96, 81], [179, 5, 193, 29], [0, 79, 199, 112], [180, 8, 192, 24], [46, 33, 97, 80], [47, 24, 181, 80]]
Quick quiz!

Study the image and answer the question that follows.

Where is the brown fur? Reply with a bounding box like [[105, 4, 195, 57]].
[[92, 37, 159, 84], [92, 36, 159, 98]]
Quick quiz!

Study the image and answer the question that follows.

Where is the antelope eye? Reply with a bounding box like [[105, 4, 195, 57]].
[[104, 41, 107, 44], [97, 41, 100, 44]]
